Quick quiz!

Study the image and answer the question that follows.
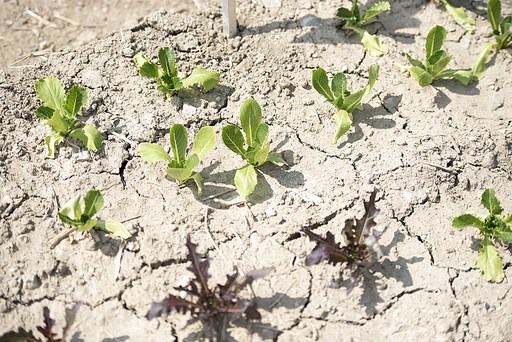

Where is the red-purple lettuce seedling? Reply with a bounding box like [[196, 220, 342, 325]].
[[34, 77, 103, 158], [147, 235, 272, 342], [134, 47, 220, 98], [452, 189, 512, 283], [0, 302, 81, 342], [302, 190, 386, 294], [138, 124, 216, 196]]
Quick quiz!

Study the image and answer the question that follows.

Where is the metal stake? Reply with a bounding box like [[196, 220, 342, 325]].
[[223, 0, 237, 37]]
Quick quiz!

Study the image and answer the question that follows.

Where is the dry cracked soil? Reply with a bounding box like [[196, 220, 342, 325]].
[[1, 0, 512, 341]]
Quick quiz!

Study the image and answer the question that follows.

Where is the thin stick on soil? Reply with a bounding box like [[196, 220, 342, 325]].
[[53, 13, 80, 26], [204, 206, 228, 263], [244, 202, 255, 220], [49, 226, 78, 248], [449, 134, 461, 154], [203, 188, 237, 200], [110, 131, 135, 145], [421, 161, 458, 174], [25, 9, 59, 28], [113, 240, 127, 281]]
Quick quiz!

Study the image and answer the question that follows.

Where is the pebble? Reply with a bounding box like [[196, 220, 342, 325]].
[[417, 190, 428, 204], [23, 274, 41, 290], [182, 103, 197, 116], [81, 69, 104, 89], [403, 190, 417, 205], [301, 15, 318, 27], [487, 95, 504, 110], [265, 207, 277, 217], [76, 151, 91, 161]]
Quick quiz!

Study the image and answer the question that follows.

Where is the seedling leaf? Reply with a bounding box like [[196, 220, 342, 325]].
[[410, 66, 435, 87], [431, 53, 453, 78], [139, 143, 172, 162], [181, 67, 220, 91], [192, 126, 216, 160], [363, 1, 390, 20], [46, 111, 74, 134], [35, 76, 66, 113], [481, 189, 503, 216], [426, 25, 446, 59], [146, 294, 198, 320], [240, 98, 262, 147], [331, 73, 350, 101], [333, 110, 353, 143], [59, 193, 82, 221], [65, 85, 88, 117], [134, 54, 161, 79], [235, 164, 257, 197], [406, 54, 425, 68], [254, 123, 269, 149], [440, 0, 475, 33], [76, 218, 97, 233], [488, 0, 501, 33], [341, 64, 379, 113], [252, 142, 270, 167], [45, 134, 66, 159], [158, 47, 177, 77], [34, 106, 55, 120], [170, 124, 188, 164], [95, 220, 132, 239], [166, 167, 193, 184], [452, 214, 484, 230], [352, 27, 388, 57], [83, 190, 104, 219], [266, 152, 287, 166], [69, 125, 103, 152], [312, 68, 335, 102], [222, 125, 246, 158], [476, 236, 504, 282]]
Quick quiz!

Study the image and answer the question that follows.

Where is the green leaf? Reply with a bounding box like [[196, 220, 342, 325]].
[[185, 153, 200, 171], [45, 133, 65, 159], [450, 70, 473, 85], [488, 0, 501, 33], [65, 85, 88, 118], [266, 152, 287, 166], [254, 123, 269, 148], [95, 220, 132, 239], [470, 42, 494, 81], [503, 214, 512, 223], [500, 16, 512, 34], [427, 49, 448, 67], [440, 0, 475, 33], [410, 66, 435, 87], [331, 72, 350, 100], [77, 219, 97, 233], [181, 67, 220, 91], [138, 143, 172, 163], [134, 54, 161, 79], [252, 142, 270, 167], [192, 126, 216, 161], [481, 189, 503, 216], [35, 76, 66, 113], [57, 212, 83, 227], [341, 64, 379, 113], [363, 1, 390, 21], [69, 125, 103, 152], [83, 190, 104, 219], [406, 53, 425, 68], [190, 173, 205, 196], [333, 109, 353, 143], [495, 31, 512, 50], [169, 124, 188, 164], [240, 98, 262, 147], [158, 47, 177, 77], [336, 7, 353, 20], [235, 164, 257, 197], [452, 213, 484, 230], [46, 109, 74, 134], [475, 236, 504, 282], [222, 125, 246, 158], [59, 193, 82, 221], [359, 29, 388, 56], [431, 54, 452, 78], [34, 106, 54, 120], [166, 167, 193, 183], [426, 26, 447, 60], [312, 68, 335, 102], [495, 222, 512, 243]]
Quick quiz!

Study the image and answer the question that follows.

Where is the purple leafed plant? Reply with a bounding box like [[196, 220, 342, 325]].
[[0, 302, 81, 342], [303, 190, 386, 294], [146, 235, 272, 342]]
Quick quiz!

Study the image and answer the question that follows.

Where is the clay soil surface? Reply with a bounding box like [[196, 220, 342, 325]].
[[1, 0, 512, 341]]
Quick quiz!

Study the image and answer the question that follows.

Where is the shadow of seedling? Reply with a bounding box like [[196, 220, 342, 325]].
[[71, 332, 130, 342]]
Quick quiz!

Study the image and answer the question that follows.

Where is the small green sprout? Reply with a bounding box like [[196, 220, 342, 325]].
[[312, 64, 379, 143], [34, 76, 103, 158], [134, 47, 220, 98], [487, 0, 512, 50], [452, 189, 512, 283], [222, 99, 287, 197], [139, 124, 216, 196], [438, 0, 475, 33], [336, 0, 390, 56]]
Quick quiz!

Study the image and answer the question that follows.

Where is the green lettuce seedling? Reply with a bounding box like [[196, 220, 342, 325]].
[[336, 0, 390, 56], [134, 47, 220, 98], [312, 64, 379, 143], [222, 99, 287, 197], [439, 0, 475, 33], [34, 76, 103, 158], [487, 0, 512, 50], [58, 190, 131, 240], [139, 124, 215, 196], [406, 25, 492, 87], [452, 189, 512, 283]]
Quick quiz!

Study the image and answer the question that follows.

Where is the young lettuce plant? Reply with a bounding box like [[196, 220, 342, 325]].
[[34, 77, 103, 158], [487, 0, 512, 50], [139, 124, 215, 196], [134, 47, 220, 98], [302, 190, 386, 294], [222, 99, 287, 197], [438, 0, 475, 33], [452, 189, 512, 283], [0, 302, 81, 342], [58, 190, 131, 240], [336, 0, 390, 56], [147, 235, 272, 342], [406, 25, 493, 86], [312, 64, 379, 143]]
